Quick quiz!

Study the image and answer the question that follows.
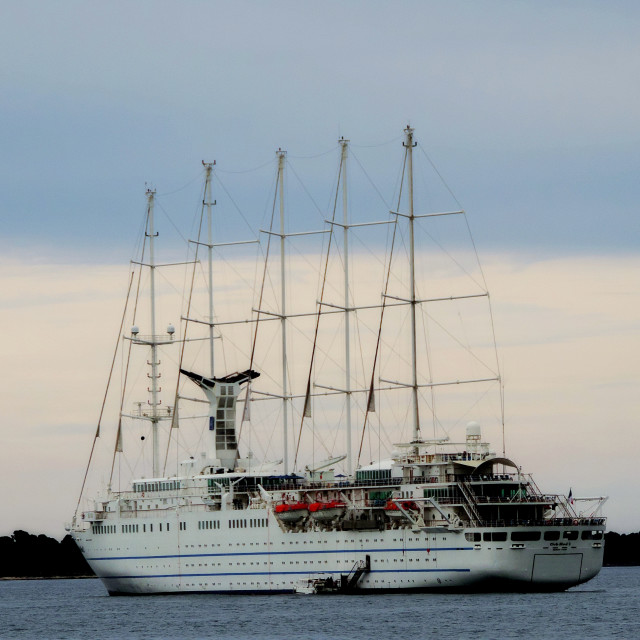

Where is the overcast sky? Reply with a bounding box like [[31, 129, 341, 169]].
[[1, 1, 638, 536]]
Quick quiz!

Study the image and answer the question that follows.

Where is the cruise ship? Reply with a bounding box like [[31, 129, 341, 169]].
[[69, 128, 607, 595]]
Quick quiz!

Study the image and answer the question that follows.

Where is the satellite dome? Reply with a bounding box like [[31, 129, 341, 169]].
[[466, 421, 482, 438]]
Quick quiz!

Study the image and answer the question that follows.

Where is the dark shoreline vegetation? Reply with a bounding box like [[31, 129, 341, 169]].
[[0, 530, 638, 579], [0, 531, 93, 579]]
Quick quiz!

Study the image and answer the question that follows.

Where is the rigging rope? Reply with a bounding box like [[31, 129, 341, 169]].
[[237, 165, 280, 443], [293, 150, 342, 469], [356, 149, 406, 468], [418, 144, 504, 448], [162, 180, 207, 475], [74, 268, 135, 520], [109, 228, 147, 485]]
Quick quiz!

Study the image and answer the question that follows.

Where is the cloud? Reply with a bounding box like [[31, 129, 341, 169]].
[[1, 2, 639, 255], [0, 250, 638, 535]]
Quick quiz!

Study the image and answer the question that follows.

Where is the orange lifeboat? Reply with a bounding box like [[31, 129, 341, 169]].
[[309, 500, 346, 521], [275, 501, 309, 522], [384, 499, 417, 517]]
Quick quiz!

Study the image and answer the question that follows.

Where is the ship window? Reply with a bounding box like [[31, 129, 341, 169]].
[[160, 523, 163, 532], [511, 531, 541, 541], [465, 533, 481, 542], [563, 530, 578, 540], [581, 530, 603, 540], [544, 531, 560, 541], [482, 531, 507, 542]]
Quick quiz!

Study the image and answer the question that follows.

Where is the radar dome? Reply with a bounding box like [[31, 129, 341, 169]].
[[466, 421, 482, 439]]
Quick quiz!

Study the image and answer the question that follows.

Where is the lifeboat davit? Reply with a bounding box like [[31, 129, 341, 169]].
[[275, 502, 309, 522], [309, 500, 346, 521]]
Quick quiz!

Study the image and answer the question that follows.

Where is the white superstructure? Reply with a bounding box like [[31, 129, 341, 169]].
[[70, 128, 607, 595]]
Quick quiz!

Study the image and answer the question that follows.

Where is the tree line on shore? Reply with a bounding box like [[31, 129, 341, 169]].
[[0, 531, 92, 578], [0, 530, 638, 579]]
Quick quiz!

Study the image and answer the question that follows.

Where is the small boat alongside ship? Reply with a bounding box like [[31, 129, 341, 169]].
[[69, 127, 607, 595]]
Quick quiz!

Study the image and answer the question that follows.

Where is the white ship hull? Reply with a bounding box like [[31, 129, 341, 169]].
[[72, 509, 604, 595]]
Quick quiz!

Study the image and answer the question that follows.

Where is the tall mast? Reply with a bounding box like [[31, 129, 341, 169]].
[[203, 162, 216, 378], [277, 149, 289, 473], [404, 125, 421, 446], [147, 189, 161, 476], [339, 138, 353, 474]]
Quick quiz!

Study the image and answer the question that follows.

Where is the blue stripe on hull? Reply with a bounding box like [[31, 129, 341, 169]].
[[88, 546, 472, 562], [104, 568, 471, 580]]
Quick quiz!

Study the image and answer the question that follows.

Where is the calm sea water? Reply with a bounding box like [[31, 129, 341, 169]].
[[1, 567, 638, 640]]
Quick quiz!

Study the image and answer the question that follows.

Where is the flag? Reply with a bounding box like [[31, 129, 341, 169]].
[[303, 381, 312, 418], [115, 419, 123, 453], [568, 488, 574, 505], [367, 389, 375, 412], [171, 404, 179, 430], [242, 384, 252, 422]]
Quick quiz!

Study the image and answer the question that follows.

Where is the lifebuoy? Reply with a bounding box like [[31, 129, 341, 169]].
[[141, 492, 145, 497], [572, 519, 579, 525]]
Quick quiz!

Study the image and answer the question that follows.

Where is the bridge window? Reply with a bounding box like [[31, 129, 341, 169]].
[[511, 531, 541, 542], [581, 530, 602, 540]]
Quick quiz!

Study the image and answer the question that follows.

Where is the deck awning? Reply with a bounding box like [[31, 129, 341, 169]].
[[455, 456, 519, 475]]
